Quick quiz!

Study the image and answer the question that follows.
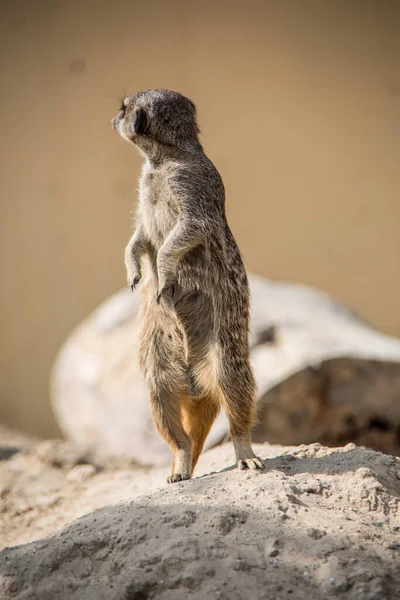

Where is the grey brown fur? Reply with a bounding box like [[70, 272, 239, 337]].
[[112, 89, 263, 482]]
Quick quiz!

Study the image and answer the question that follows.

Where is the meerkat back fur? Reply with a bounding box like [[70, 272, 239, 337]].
[[112, 89, 263, 482]]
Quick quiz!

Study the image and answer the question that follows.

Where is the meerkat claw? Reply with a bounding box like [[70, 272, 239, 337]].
[[167, 473, 190, 484], [130, 276, 140, 291], [157, 284, 175, 305], [238, 458, 264, 471], [133, 276, 139, 288]]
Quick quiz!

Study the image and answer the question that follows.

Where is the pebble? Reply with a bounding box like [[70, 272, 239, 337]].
[[264, 538, 281, 559], [386, 542, 400, 550], [66, 464, 96, 483], [344, 443, 357, 452], [307, 528, 326, 540]]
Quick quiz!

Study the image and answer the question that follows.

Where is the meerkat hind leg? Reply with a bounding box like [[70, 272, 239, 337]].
[[181, 395, 220, 474], [149, 389, 192, 483], [218, 375, 264, 471]]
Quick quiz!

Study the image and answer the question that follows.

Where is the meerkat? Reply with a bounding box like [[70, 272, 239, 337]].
[[112, 89, 263, 482]]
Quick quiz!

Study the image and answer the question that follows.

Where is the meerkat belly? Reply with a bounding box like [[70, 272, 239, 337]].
[[139, 168, 179, 249], [142, 197, 179, 249]]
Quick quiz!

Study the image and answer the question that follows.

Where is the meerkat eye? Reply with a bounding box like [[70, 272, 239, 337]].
[[133, 107, 149, 135]]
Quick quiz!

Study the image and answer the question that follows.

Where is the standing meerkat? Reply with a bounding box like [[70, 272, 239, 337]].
[[112, 89, 263, 482]]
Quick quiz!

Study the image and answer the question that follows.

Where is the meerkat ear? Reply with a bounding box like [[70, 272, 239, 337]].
[[133, 107, 149, 135]]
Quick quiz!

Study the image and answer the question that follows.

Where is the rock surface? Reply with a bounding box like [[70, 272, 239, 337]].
[[51, 275, 400, 462], [254, 357, 400, 456], [0, 432, 400, 599]]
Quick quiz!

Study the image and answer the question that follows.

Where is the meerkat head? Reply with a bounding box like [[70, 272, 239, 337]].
[[112, 89, 200, 155]]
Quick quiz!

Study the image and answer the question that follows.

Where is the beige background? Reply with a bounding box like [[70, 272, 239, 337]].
[[0, 1, 399, 437]]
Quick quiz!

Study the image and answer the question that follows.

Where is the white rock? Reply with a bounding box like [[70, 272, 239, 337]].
[[51, 275, 400, 464]]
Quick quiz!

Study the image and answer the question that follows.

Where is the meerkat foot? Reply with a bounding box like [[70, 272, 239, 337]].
[[237, 457, 264, 471], [167, 473, 191, 484]]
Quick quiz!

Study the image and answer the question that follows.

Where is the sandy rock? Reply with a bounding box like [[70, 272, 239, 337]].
[[253, 357, 400, 456], [0, 440, 399, 599], [50, 275, 400, 463]]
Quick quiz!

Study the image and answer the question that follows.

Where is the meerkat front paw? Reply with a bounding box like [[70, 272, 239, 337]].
[[129, 275, 140, 291], [167, 473, 190, 484], [238, 457, 264, 471], [126, 263, 141, 291], [156, 282, 176, 305]]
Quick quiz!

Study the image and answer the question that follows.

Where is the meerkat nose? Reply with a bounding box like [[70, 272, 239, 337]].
[[111, 110, 124, 130]]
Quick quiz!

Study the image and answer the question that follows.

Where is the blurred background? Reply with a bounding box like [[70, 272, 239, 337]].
[[0, 0, 399, 440]]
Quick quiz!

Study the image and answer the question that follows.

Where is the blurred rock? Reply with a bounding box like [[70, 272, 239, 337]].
[[253, 357, 400, 456], [51, 275, 400, 463], [50, 291, 174, 465], [250, 278, 400, 456]]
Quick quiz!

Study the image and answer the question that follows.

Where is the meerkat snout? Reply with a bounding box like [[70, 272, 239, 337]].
[[111, 100, 127, 131], [112, 101, 150, 143], [111, 111, 123, 130]]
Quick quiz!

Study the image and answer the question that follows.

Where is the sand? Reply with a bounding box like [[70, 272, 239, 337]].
[[0, 436, 399, 599]]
